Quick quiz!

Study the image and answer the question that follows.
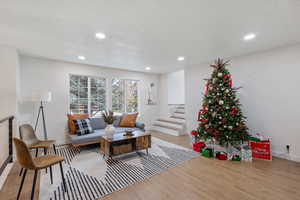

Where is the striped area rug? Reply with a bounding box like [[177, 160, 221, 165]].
[[39, 137, 199, 200]]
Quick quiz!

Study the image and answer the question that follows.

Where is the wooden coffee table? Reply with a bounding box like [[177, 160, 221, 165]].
[[100, 131, 151, 158]]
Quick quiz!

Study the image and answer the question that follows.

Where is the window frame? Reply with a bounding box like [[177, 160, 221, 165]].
[[111, 78, 140, 114], [69, 74, 108, 117]]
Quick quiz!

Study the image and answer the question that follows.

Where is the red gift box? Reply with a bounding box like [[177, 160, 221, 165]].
[[193, 142, 206, 152], [216, 152, 228, 160], [250, 140, 272, 161]]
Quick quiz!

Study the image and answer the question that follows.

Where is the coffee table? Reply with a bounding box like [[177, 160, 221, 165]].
[[100, 131, 151, 158]]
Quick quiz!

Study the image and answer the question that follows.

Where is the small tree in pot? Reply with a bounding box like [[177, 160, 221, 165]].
[[102, 110, 116, 138]]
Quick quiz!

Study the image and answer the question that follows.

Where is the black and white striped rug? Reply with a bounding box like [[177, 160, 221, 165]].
[[39, 137, 199, 200]]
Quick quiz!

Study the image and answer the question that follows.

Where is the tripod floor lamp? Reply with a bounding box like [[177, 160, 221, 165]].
[[32, 92, 52, 140]]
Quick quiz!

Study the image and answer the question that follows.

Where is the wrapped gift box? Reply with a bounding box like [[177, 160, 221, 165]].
[[216, 151, 228, 160], [192, 142, 206, 152], [202, 148, 214, 158]]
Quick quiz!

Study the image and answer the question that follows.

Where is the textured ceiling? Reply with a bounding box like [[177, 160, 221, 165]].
[[0, 0, 300, 73]]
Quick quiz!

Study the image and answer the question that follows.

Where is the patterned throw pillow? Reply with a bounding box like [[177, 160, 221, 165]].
[[73, 119, 93, 136]]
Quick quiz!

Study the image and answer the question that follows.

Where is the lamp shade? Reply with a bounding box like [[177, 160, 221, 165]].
[[31, 91, 52, 102]]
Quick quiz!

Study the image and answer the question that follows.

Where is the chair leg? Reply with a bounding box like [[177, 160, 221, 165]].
[[35, 148, 39, 157], [49, 165, 53, 184], [19, 167, 23, 176], [17, 169, 27, 200], [59, 162, 67, 192], [31, 170, 38, 200], [44, 147, 48, 173], [53, 144, 57, 154]]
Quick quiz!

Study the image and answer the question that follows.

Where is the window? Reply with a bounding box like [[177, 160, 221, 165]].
[[112, 78, 138, 113], [70, 75, 106, 116]]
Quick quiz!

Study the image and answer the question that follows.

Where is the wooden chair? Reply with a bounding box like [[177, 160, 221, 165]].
[[19, 124, 57, 176], [13, 138, 67, 200]]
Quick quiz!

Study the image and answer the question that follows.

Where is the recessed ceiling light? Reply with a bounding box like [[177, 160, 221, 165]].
[[243, 33, 256, 41], [145, 67, 151, 71], [95, 32, 106, 39], [177, 56, 185, 61], [78, 56, 86, 60]]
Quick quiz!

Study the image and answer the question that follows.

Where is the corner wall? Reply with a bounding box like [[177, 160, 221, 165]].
[[0, 45, 19, 172], [185, 44, 300, 162]]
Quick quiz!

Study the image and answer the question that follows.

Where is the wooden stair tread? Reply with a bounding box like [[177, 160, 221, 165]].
[[157, 119, 184, 125], [153, 123, 181, 131]]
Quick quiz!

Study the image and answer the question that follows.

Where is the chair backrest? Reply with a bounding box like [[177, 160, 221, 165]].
[[13, 138, 36, 169], [19, 124, 39, 146]]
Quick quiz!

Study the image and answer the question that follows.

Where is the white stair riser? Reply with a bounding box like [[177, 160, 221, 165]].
[[175, 108, 185, 113], [172, 113, 185, 118], [154, 121, 183, 129], [152, 126, 181, 136], [158, 117, 185, 124]]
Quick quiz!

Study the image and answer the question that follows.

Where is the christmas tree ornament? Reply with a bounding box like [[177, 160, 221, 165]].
[[217, 72, 223, 77], [219, 100, 224, 105]]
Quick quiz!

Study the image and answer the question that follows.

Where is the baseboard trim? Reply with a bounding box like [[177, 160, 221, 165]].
[[272, 151, 300, 162]]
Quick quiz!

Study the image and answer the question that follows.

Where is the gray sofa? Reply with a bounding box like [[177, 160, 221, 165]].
[[69, 115, 145, 146]]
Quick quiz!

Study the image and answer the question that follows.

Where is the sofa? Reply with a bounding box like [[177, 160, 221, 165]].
[[68, 115, 145, 146]]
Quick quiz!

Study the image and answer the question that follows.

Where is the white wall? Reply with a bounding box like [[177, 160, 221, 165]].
[[0, 45, 19, 168], [158, 73, 169, 118], [167, 70, 185, 105], [185, 44, 300, 162], [19, 56, 160, 143]]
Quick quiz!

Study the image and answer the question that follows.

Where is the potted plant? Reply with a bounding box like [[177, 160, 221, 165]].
[[102, 110, 116, 138]]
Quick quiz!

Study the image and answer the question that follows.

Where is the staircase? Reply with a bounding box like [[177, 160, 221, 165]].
[[151, 105, 187, 136]]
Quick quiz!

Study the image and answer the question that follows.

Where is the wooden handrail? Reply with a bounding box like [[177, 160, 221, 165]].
[[0, 115, 14, 176], [0, 115, 14, 124]]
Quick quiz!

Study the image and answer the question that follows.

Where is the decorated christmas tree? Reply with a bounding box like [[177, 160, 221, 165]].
[[197, 58, 249, 147]]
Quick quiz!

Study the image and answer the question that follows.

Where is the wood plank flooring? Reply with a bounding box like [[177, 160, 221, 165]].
[[1, 131, 300, 200]]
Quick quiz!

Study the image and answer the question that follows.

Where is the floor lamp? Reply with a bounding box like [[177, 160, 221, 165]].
[[32, 92, 52, 140]]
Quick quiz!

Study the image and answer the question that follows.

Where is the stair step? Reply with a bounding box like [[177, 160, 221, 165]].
[[172, 112, 185, 119], [151, 126, 181, 136], [170, 116, 185, 120], [157, 119, 184, 125], [174, 111, 185, 114], [153, 123, 181, 131]]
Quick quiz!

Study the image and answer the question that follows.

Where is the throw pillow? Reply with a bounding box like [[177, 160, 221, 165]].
[[119, 113, 138, 127], [67, 114, 89, 134], [73, 119, 93, 136]]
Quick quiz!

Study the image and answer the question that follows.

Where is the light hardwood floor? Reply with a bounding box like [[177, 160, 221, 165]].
[[1, 131, 300, 200]]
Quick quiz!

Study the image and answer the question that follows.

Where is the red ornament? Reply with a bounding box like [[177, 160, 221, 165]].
[[231, 107, 238, 115], [213, 130, 220, 140], [191, 131, 198, 136], [204, 83, 209, 96], [224, 74, 231, 79], [229, 79, 233, 88], [197, 111, 201, 121]]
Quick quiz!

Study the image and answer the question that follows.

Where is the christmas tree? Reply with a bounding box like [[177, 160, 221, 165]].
[[197, 58, 249, 147]]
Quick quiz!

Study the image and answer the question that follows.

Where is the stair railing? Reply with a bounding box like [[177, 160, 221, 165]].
[[0, 115, 14, 176]]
